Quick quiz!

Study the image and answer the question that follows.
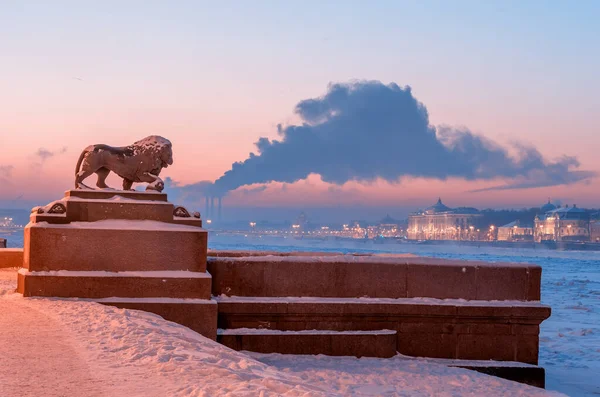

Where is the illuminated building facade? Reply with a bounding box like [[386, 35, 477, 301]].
[[591, 220, 600, 243], [407, 198, 481, 240], [497, 220, 534, 242], [0, 217, 16, 228], [534, 205, 590, 242]]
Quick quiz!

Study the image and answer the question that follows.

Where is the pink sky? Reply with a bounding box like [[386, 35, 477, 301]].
[[0, 80, 598, 210], [1, 2, 598, 211]]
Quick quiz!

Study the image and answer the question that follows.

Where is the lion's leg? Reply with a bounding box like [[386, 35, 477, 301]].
[[122, 179, 134, 191], [138, 172, 165, 192], [95, 167, 111, 189], [75, 170, 94, 189]]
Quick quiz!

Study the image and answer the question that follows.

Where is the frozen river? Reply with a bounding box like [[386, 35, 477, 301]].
[[3, 230, 598, 396]]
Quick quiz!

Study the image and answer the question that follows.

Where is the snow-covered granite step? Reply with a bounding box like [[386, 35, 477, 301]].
[[214, 295, 551, 318], [69, 296, 218, 340], [217, 327, 397, 358], [218, 328, 397, 335], [438, 358, 547, 389], [214, 295, 549, 364]]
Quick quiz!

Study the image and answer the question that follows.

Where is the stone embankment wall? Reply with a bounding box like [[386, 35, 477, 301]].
[[0, 248, 23, 268], [208, 252, 550, 366]]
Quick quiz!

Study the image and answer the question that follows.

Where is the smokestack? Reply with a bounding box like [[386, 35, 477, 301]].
[[204, 196, 209, 219], [210, 197, 215, 220], [218, 197, 222, 222]]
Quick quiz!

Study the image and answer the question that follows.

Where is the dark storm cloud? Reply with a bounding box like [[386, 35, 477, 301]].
[[206, 80, 594, 194]]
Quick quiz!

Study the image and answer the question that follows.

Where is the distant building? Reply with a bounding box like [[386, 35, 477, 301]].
[[293, 212, 309, 230], [534, 205, 590, 242], [0, 217, 16, 228], [375, 215, 403, 238], [497, 220, 533, 242], [407, 198, 482, 240], [590, 221, 600, 243]]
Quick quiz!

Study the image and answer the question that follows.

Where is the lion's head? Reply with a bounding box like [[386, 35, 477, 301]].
[[131, 135, 173, 174]]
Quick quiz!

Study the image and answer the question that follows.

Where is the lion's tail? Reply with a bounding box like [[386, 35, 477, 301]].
[[75, 147, 89, 177]]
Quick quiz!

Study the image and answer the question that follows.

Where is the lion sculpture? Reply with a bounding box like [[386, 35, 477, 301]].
[[75, 135, 173, 192]]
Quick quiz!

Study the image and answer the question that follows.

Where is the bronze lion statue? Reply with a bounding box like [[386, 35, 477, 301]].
[[75, 135, 173, 192]]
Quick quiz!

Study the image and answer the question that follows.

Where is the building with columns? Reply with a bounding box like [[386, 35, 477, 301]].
[[407, 198, 481, 241], [497, 220, 534, 242], [534, 205, 590, 242]]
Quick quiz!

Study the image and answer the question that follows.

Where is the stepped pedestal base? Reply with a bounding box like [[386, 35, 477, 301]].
[[19, 189, 215, 339]]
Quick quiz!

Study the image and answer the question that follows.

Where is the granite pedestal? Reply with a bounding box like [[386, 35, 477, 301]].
[[17, 189, 216, 339]]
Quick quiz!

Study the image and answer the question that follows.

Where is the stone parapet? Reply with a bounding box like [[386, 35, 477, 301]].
[[208, 250, 550, 379], [0, 248, 23, 268], [208, 255, 542, 301]]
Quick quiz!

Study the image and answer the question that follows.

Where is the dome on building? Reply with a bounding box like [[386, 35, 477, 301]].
[[424, 198, 453, 214], [380, 214, 398, 225], [544, 204, 588, 220], [540, 200, 557, 214]]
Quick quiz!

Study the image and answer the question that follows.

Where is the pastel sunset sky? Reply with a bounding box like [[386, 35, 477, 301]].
[[1, 1, 598, 218]]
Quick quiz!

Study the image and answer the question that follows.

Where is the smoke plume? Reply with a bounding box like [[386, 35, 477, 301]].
[[202, 80, 596, 195]]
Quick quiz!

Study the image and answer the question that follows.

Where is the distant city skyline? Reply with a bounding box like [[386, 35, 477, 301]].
[[1, 1, 599, 214]]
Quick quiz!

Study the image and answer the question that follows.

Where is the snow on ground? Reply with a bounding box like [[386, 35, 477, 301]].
[[0, 269, 563, 397]]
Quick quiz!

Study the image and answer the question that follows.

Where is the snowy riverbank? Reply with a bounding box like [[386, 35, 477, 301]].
[[3, 232, 599, 395], [0, 269, 563, 397]]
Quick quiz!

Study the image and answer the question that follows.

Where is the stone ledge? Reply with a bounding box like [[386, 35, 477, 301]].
[[31, 190, 202, 227], [0, 249, 23, 268], [214, 296, 551, 320], [218, 329, 397, 358], [208, 255, 542, 301], [65, 189, 168, 201], [17, 270, 212, 299], [412, 357, 546, 388], [207, 250, 416, 258], [452, 363, 545, 389]]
